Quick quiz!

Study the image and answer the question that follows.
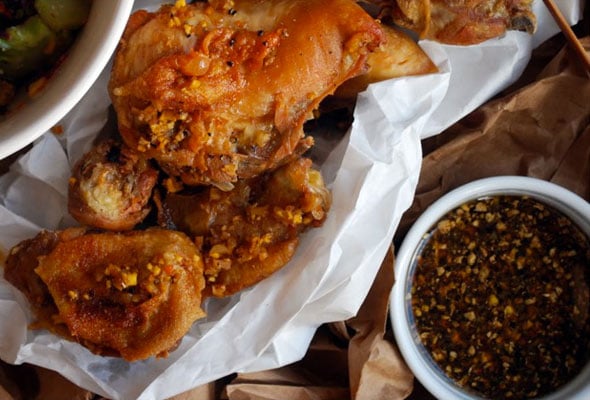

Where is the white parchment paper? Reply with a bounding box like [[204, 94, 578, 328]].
[[0, 1, 582, 398]]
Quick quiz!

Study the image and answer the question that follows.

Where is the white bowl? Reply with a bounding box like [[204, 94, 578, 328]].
[[391, 176, 590, 400], [0, 0, 134, 160]]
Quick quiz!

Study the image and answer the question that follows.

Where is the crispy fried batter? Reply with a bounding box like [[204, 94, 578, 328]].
[[4, 228, 88, 338], [162, 157, 331, 297], [5, 228, 206, 361], [109, 0, 384, 188], [68, 140, 158, 231], [369, 0, 536, 45]]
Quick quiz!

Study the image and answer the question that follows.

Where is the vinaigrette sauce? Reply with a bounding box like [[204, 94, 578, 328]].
[[411, 195, 590, 399]]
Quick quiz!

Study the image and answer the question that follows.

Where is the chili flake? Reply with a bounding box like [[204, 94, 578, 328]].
[[411, 195, 590, 399]]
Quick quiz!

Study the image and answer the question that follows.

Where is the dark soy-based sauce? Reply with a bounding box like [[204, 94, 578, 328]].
[[411, 195, 590, 399]]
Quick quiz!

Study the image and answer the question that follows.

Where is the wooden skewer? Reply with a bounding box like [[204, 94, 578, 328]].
[[542, 0, 590, 75]]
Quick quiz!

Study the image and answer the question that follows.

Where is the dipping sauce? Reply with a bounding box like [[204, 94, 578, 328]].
[[411, 195, 590, 399]]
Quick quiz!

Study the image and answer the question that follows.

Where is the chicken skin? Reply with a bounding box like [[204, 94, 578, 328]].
[[5, 228, 206, 361], [3, 228, 87, 340], [369, 0, 536, 45], [109, 0, 384, 188], [161, 157, 331, 297]]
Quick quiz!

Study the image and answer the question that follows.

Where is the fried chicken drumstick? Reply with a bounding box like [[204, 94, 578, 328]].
[[109, 0, 384, 189], [68, 140, 158, 231], [5, 228, 206, 361]]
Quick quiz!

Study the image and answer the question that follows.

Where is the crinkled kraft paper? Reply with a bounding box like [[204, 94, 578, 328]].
[[0, 0, 581, 399]]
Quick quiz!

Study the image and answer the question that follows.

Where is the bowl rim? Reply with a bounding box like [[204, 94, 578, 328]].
[[0, 0, 134, 160], [390, 175, 590, 400]]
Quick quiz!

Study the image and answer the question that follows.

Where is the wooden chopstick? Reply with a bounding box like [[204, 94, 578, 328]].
[[542, 0, 590, 75]]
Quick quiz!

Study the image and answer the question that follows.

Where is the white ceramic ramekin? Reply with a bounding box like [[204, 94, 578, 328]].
[[391, 176, 590, 400]]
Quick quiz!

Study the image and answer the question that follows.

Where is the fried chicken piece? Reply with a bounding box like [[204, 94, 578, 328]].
[[162, 157, 331, 297], [68, 140, 158, 231], [109, 0, 384, 188], [334, 24, 438, 98], [4, 228, 206, 361], [369, 0, 536, 45]]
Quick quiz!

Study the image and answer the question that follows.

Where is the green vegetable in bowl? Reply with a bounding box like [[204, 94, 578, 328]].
[[34, 0, 91, 31], [0, 0, 90, 110], [0, 15, 57, 80]]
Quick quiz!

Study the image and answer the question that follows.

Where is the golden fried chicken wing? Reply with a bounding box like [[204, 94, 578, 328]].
[[161, 157, 331, 297], [109, 0, 384, 188], [369, 0, 536, 45], [68, 140, 158, 231], [5, 228, 206, 361]]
